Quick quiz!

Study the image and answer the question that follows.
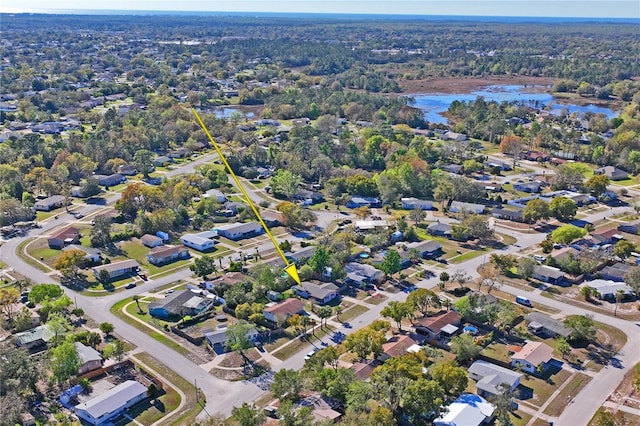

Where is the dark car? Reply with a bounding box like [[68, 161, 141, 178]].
[[125, 283, 137, 289]]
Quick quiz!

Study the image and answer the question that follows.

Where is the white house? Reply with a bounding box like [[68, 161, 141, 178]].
[[35, 195, 66, 211], [74, 380, 147, 425], [468, 360, 522, 398], [92, 260, 139, 279], [203, 188, 227, 203], [401, 197, 433, 210], [181, 232, 216, 252], [449, 201, 485, 214], [215, 222, 263, 240], [435, 394, 495, 426], [581, 279, 635, 301], [63, 245, 101, 263]]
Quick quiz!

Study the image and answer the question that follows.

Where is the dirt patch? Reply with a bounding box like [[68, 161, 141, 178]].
[[396, 76, 556, 94], [608, 363, 640, 410]]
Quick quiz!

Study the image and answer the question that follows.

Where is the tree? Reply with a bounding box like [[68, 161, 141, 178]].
[[133, 149, 155, 178], [231, 403, 266, 426], [624, 266, 640, 294], [53, 249, 86, 280], [585, 175, 610, 197], [353, 206, 371, 219], [461, 214, 493, 240], [450, 333, 482, 362], [276, 201, 318, 230], [14, 307, 35, 332], [270, 170, 302, 200], [551, 225, 586, 245], [517, 257, 536, 280], [580, 285, 593, 301], [190, 255, 217, 279], [278, 399, 313, 426], [409, 208, 426, 224], [103, 339, 126, 361], [522, 198, 550, 224], [477, 263, 500, 293], [403, 378, 444, 424], [463, 159, 483, 174], [500, 135, 525, 168], [614, 289, 625, 317], [406, 288, 440, 317], [613, 240, 636, 260], [564, 315, 597, 342], [308, 247, 330, 275], [549, 197, 578, 221], [271, 369, 303, 401], [46, 312, 72, 343], [556, 337, 571, 360], [380, 301, 412, 331], [539, 238, 554, 254], [451, 270, 472, 289], [429, 361, 469, 396], [50, 341, 81, 385], [490, 254, 517, 274], [99, 322, 115, 338], [379, 249, 402, 277], [0, 345, 40, 396], [90, 215, 112, 248], [553, 163, 585, 190], [344, 327, 387, 360], [29, 283, 63, 304], [488, 383, 518, 426], [0, 287, 20, 321], [80, 176, 102, 198], [226, 320, 255, 355], [316, 305, 333, 329]]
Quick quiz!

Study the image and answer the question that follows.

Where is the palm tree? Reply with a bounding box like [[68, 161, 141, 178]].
[[488, 383, 517, 425], [132, 295, 142, 313], [614, 289, 625, 316]]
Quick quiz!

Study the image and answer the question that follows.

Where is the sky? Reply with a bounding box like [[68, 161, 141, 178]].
[[1, 0, 638, 19]]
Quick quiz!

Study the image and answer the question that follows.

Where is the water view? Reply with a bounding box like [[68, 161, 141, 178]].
[[412, 84, 619, 124]]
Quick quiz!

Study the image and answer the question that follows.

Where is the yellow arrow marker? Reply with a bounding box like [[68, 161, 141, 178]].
[[192, 109, 301, 284]]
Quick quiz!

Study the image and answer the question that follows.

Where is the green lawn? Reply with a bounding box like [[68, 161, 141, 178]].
[[519, 369, 571, 408], [118, 240, 193, 276], [272, 325, 335, 361], [339, 304, 368, 322], [448, 248, 488, 264], [543, 373, 592, 416]]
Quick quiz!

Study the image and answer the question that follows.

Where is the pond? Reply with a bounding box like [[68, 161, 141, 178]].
[[213, 107, 255, 119], [411, 84, 619, 124]]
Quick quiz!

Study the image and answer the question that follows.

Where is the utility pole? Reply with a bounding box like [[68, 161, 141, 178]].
[[195, 378, 198, 403]]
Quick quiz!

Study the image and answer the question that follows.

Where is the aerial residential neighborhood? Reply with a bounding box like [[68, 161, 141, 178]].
[[1, 8, 640, 426]]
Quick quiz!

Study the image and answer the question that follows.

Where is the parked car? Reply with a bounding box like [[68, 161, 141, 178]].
[[125, 283, 137, 289], [533, 255, 546, 262]]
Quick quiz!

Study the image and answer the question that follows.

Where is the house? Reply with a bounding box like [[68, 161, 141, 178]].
[[406, 240, 442, 259], [491, 208, 525, 222], [149, 290, 214, 319], [294, 281, 340, 304], [287, 246, 318, 264], [510, 341, 555, 374], [48, 226, 80, 249], [427, 222, 452, 237], [485, 160, 512, 171], [74, 342, 103, 374], [118, 164, 137, 176], [181, 232, 217, 252], [401, 197, 433, 210], [215, 222, 263, 240], [350, 360, 382, 380], [169, 148, 189, 159], [263, 298, 305, 323], [345, 262, 385, 284], [97, 173, 125, 187], [261, 210, 283, 227], [201, 272, 250, 291], [598, 262, 632, 282], [594, 166, 629, 181], [525, 312, 571, 338], [524, 151, 550, 162], [291, 117, 311, 127], [141, 234, 163, 248], [468, 360, 522, 397], [153, 156, 173, 166], [92, 260, 139, 279], [203, 326, 258, 350], [443, 131, 468, 142], [378, 335, 418, 361], [591, 228, 624, 246], [74, 380, 147, 425], [513, 182, 542, 193], [295, 189, 324, 205], [413, 310, 461, 340], [442, 164, 464, 175], [63, 245, 101, 263], [354, 220, 390, 232], [146, 245, 190, 265], [346, 196, 381, 209], [618, 220, 640, 235], [532, 265, 566, 285], [449, 201, 485, 214], [434, 394, 495, 426], [581, 279, 635, 301], [15, 325, 55, 350], [203, 188, 227, 203], [35, 195, 66, 211]]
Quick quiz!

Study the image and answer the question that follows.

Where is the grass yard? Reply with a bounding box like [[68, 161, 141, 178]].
[[118, 240, 193, 276], [448, 248, 488, 264], [123, 384, 181, 425], [518, 369, 571, 407], [509, 411, 533, 426], [133, 353, 204, 426], [543, 372, 592, 416], [481, 342, 512, 364], [339, 304, 369, 322], [271, 326, 335, 361]]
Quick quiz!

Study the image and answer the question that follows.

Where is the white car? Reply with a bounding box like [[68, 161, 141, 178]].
[[533, 255, 546, 262], [304, 350, 318, 361]]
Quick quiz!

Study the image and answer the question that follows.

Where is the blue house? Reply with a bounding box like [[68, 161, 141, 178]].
[[347, 196, 382, 209]]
